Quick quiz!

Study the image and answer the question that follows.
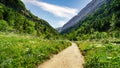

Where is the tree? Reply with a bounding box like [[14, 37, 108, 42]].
[[23, 20, 35, 34], [0, 5, 4, 19], [0, 20, 8, 31], [110, 13, 119, 30], [4, 9, 15, 26]]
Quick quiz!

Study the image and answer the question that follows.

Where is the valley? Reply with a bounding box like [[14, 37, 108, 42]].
[[0, 0, 120, 68]]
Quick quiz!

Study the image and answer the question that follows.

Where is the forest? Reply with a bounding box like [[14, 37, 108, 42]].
[[65, 0, 120, 40], [0, 0, 58, 39]]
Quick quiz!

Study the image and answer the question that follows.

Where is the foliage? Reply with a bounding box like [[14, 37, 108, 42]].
[[0, 32, 71, 68], [64, 0, 120, 40], [0, 0, 26, 11], [76, 39, 120, 68], [0, 20, 8, 31], [0, 1, 58, 38]]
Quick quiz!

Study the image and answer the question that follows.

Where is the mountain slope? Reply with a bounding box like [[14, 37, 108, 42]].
[[56, 27, 62, 32], [0, 0, 26, 11], [0, 0, 58, 38], [64, 0, 120, 40], [60, 0, 106, 33]]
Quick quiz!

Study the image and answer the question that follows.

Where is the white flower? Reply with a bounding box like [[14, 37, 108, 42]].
[[26, 48, 30, 52], [107, 57, 112, 59]]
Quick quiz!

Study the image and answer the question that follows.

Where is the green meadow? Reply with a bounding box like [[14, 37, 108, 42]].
[[77, 39, 120, 68], [0, 32, 71, 68]]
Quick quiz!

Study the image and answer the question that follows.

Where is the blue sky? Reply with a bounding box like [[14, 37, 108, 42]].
[[22, 0, 92, 28]]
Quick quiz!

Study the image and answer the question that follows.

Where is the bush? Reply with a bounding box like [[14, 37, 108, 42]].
[[0, 20, 8, 31], [26, 27, 35, 34]]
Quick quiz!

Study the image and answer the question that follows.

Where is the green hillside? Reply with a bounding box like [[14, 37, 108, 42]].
[[0, 0, 26, 11], [0, 0, 58, 38], [65, 0, 120, 40], [0, 1, 72, 68], [64, 1, 120, 67]]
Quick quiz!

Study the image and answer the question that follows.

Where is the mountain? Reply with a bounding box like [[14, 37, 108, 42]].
[[0, 0, 26, 11], [60, 0, 106, 33], [56, 27, 62, 32], [63, 0, 120, 40], [0, 0, 58, 38]]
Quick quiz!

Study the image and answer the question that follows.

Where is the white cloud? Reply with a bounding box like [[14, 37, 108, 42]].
[[22, 0, 78, 19]]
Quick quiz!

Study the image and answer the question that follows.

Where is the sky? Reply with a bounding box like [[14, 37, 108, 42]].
[[21, 0, 92, 28]]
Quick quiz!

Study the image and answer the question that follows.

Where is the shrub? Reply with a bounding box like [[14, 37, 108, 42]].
[[0, 20, 8, 31]]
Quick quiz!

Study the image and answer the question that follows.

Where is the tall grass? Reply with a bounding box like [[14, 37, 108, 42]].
[[76, 39, 120, 68], [0, 32, 71, 68]]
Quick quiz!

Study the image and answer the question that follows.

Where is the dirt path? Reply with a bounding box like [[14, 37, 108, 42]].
[[38, 42, 84, 68]]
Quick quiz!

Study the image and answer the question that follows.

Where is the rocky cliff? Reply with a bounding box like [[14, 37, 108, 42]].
[[60, 0, 106, 33]]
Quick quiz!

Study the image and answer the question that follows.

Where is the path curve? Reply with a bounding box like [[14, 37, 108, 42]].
[[38, 42, 84, 68]]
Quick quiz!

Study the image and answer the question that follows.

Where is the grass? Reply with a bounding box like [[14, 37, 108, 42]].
[[0, 32, 71, 68], [76, 39, 120, 68]]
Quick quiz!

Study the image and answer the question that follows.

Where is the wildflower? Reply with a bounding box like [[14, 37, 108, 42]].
[[96, 44, 105, 47], [107, 57, 112, 59], [26, 48, 30, 52]]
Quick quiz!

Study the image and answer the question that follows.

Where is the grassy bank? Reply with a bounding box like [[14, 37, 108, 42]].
[[0, 32, 71, 68], [76, 39, 120, 68]]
